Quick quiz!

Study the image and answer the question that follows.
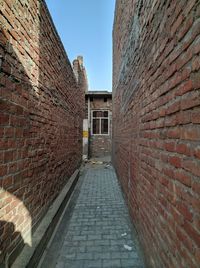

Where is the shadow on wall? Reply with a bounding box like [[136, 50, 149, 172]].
[[0, 19, 35, 267], [0, 221, 25, 266], [0, 1, 82, 266]]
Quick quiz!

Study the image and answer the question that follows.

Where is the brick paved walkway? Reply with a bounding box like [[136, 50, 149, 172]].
[[40, 162, 145, 268]]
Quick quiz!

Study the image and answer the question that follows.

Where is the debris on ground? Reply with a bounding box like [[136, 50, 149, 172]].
[[91, 161, 103, 165], [124, 245, 132, 251], [105, 164, 111, 169], [97, 161, 103, 164], [121, 233, 127, 237]]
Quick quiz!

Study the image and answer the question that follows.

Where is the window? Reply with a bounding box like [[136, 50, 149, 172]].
[[91, 110, 109, 135]]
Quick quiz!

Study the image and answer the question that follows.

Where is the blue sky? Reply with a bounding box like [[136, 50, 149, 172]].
[[45, 0, 116, 92]]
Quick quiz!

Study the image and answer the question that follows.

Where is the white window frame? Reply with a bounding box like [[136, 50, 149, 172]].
[[91, 109, 110, 136]]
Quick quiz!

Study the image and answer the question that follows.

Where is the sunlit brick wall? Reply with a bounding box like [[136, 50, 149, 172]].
[[113, 0, 200, 267]]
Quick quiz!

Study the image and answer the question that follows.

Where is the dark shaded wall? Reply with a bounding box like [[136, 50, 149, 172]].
[[0, 0, 84, 265], [113, 0, 200, 267]]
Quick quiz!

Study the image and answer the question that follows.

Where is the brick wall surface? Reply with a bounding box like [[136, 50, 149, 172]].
[[90, 135, 111, 158], [113, 0, 200, 267], [0, 0, 84, 264]]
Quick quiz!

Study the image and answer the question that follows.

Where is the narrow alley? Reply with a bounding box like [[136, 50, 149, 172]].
[[1, 0, 200, 267], [39, 159, 145, 268]]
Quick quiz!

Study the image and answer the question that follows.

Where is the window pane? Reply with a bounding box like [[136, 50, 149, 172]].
[[96, 111, 103, 117], [93, 111, 109, 118], [103, 111, 108, 117], [93, 119, 100, 134], [93, 111, 103, 117], [101, 119, 108, 134]]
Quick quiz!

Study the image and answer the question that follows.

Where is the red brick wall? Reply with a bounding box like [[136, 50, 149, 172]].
[[113, 0, 200, 267], [0, 0, 84, 264]]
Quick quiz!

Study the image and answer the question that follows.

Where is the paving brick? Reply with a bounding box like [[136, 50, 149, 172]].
[[94, 240, 110, 246], [94, 252, 111, 260], [102, 259, 121, 268], [86, 246, 102, 253], [111, 252, 129, 259], [73, 235, 87, 241], [57, 260, 84, 268], [87, 234, 102, 240], [41, 162, 145, 267], [121, 259, 143, 267], [59, 253, 76, 260], [76, 252, 93, 260], [83, 259, 102, 268]]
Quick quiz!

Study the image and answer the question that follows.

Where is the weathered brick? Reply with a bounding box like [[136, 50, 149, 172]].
[[168, 155, 182, 168], [174, 170, 191, 187], [0, 0, 85, 265], [181, 125, 200, 141], [113, 1, 200, 267]]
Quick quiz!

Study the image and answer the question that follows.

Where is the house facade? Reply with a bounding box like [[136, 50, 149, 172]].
[[84, 91, 112, 159]]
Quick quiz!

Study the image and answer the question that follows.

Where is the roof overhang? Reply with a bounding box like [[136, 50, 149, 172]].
[[85, 91, 112, 98]]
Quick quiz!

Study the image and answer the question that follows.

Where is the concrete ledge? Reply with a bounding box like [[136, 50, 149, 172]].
[[11, 169, 80, 268]]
